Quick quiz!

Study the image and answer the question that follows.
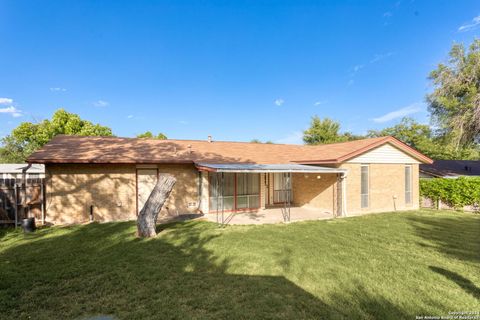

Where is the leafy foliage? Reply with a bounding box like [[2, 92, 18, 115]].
[[0, 109, 113, 163], [136, 131, 167, 139], [427, 39, 480, 150], [367, 117, 480, 160], [303, 116, 361, 145], [250, 139, 274, 144], [420, 177, 480, 209]]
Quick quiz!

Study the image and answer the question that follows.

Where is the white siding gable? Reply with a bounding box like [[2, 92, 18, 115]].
[[347, 143, 420, 164]]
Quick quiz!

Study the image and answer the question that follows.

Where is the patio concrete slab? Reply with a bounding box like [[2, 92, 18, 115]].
[[203, 207, 334, 225]]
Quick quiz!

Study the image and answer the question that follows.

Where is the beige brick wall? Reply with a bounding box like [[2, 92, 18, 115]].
[[340, 163, 419, 215], [158, 164, 199, 216], [45, 162, 420, 223], [260, 173, 266, 209], [291, 173, 337, 213], [45, 164, 137, 224], [46, 163, 200, 224]]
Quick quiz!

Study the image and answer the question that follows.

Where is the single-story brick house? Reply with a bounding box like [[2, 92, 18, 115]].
[[27, 135, 432, 224]]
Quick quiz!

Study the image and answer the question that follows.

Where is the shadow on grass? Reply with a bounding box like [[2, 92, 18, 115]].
[[0, 221, 416, 319], [407, 214, 480, 263], [430, 266, 480, 300]]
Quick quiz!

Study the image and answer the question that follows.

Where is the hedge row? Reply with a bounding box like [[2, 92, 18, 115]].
[[420, 177, 480, 209]]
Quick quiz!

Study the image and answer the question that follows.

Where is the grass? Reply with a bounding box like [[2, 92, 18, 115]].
[[0, 210, 479, 319]]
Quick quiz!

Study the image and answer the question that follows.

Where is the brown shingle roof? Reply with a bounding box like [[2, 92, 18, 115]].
[[26, 135, 433, 165], [420, 160, 480, 177]]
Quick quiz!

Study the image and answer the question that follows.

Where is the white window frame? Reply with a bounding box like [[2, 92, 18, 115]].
[[360, 164, 369, 209], [405, 165, 413, 205]]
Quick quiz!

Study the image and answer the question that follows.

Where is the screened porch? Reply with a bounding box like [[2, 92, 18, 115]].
[[196, 163, 348, 225]]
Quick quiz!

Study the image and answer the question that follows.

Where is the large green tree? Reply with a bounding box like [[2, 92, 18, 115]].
[[367, 117, 480, 160], [427, 39, 480, 151], [136, 131, 167, 139], [367, 117, 433, 149], [0, 109, 113, 163], [303, 116, 361, 145]]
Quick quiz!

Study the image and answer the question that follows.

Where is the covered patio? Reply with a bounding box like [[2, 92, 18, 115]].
[[203, 206, 334, 225], [195, 163, 348, 225]]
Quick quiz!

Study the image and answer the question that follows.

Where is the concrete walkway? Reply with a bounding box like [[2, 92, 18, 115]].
[[203, 207, 334, 225]]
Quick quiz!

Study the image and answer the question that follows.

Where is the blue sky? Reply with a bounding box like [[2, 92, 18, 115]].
[[1, 0, 479, 144]]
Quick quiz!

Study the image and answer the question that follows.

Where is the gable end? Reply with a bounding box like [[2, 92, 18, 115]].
[[346, 143, 421, 164]]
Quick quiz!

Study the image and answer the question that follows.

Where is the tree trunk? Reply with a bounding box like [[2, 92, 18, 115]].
[[137, 174, 176, 237]]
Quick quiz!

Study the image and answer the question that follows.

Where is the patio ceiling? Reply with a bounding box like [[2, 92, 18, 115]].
[[195, 162, 347, 174]]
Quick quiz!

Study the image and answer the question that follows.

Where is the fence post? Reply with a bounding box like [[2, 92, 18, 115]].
[[14, 184, 18, 228]]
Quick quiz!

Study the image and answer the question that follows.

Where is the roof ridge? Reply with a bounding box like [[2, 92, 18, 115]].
[[52, 134, 390, 147]]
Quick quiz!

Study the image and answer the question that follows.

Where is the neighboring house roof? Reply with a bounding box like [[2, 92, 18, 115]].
[[420, 160, 480, 178], [27, 135, 433, 165], [0, 163, 45, 174]]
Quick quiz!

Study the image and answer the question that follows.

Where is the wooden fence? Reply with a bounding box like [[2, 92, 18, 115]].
[[0, 178, 45, 227]]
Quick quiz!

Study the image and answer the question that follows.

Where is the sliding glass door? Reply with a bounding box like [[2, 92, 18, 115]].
[[209, 173, 260, 212], [209, 173, 235, 211], [273, 173, 292, 203], [236, 173, 260, 209]]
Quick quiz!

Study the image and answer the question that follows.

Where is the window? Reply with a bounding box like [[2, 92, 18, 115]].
[[273, 173, 292, 203], [361, 165, 369, 208], [236, 173, 260, 209], [209, 173, 260, 211], [209, 173, 235, 211], [405, 165, 412, 205]]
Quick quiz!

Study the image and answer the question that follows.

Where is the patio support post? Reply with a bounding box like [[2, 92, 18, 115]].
[[221, 172, 225, 226], [282, 172, 291, 222], [215, 173, 219, 224]]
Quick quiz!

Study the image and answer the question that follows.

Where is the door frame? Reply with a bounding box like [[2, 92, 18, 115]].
[[136, 167, 159, 215]]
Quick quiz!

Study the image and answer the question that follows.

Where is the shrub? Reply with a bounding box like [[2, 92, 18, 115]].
[[420, 177, 480, 210]]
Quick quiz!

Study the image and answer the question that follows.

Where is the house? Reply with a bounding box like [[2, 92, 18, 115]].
[[26, 135, 433, 224], [420, 160, 480, 178]]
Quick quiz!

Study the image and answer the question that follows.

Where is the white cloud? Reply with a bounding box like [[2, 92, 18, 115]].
[[275, 131, 303, 144], [349, 52, 395, 85], [179, 120, 188, 125], [353, 64, 364, 73], [50, 87, 67, 92], [372, 102, 425, 123], [383, 11, 392, 18], [370, 52, 395, 64], [93, 100, 109, 107], [0, 98, 13, 105], [0, 106, 23, 117], [127, 115, 134, 119], [314, 100, 328, 106], [274, 98, 284, 106], [458, 15, 480, 32]]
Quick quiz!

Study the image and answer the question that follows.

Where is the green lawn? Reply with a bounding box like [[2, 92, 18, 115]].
[[0, 210, 479, 319]]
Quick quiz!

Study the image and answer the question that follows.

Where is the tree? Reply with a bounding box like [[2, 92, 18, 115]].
[[137, 131, 167, 139], [137, 174, 176, 237], [0, 109, 112, 163], [250, 139, 274, 144], [427, 39, 480, 150], [367, 117, 480, 160], [303, 116, 361, 145], [367, 117, 433, 148]]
